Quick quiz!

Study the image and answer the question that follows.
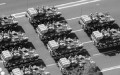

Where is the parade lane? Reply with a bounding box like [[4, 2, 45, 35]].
[[16, 17, 62, 75]]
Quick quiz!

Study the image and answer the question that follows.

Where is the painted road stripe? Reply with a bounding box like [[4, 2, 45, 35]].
[[67, 16, 81, 20], [93, 53, 101, 56], [12, 12, 26, 16], [101, 65, 120, 72], [12, 14, 26, 18], [82, 41, 93, 44], [11, 0, 87, 18], [55, 0, 87, 7], [0, 3, 6, 6], [12, 0, 100, 18], [11, 12, 26, 18], [72, 29, 83, 32], [46, 63, 56, 67], [58, 0, 101, 9]]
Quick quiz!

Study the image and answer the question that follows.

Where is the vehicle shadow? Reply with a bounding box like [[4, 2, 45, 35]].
[[24, 42, 35, 49], [98, 45, 120, 56], [14, 25, 25, 32]]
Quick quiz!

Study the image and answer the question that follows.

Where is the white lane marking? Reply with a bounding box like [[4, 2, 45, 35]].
[[11, 12, 26, 18], [0, 3, 6, 6], [93, 53, 101, 56], [82, 41, 93, 44], [46, 63, 56, 67], [72, 29, 83, 32], [11, 0, 86, 18], [58, 0, 101, 9], [55, 0, 87, 7], [101, 65, 120, 72], [12, 14, 26, 18], [67, 16, 80, 20], [12, 0, 101, 18], [12, 12, 26, 16]]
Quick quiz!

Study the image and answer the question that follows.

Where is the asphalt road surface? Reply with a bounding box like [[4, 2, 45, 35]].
[[0, 0, 120, 75]]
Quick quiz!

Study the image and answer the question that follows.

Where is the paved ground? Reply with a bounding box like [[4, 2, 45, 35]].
[[0, 0, 120, 75]]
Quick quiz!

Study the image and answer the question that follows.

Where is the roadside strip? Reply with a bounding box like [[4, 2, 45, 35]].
[[55, 0, 87, 7], [11, 12, 26, 18], [58, 0, 101, 9], [82, 41, 93, 44], [11, 0, 101, 18], [46, 63, 56, 67], [72, 29, 83, 32], [101, 65, 120, 72], [67, 16, 81, 21], [0, 3, 6, 6]]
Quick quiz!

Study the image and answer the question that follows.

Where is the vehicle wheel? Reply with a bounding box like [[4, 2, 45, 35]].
[[78, 21, 81, 24], [50, 51, 53, 56], [61, 69, 67, 75], [3, 62, 7, 67], [25, 14, 27, 17]]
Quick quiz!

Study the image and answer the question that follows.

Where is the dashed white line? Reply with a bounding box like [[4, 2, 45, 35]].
[[55, 0, 87, 7], [67, 16, 80, 20], [93, 53, 102, 56], [72, 29, 83, 32], [58, 0, 101, 9], [0, 3, 6, 6], [11, 12, 26, 18], [82, 41, 93, 44], [12, 0, 101, 18], [101, 65, 120, 72], [46, 63, 56, 67]]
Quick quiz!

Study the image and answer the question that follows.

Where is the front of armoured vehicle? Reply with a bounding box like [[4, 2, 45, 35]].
[[1, 50, 13, 62], [58, 58, 70, 71], [91, 31, 103, 46], [26, 7, 38, 24], [47, 40, 59, 56], [79, 15, 92, 29], [36, 24, 48, 40], [37, 24, 48, 34], [11, 68, 23, 75]]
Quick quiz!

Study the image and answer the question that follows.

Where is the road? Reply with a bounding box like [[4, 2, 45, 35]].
[[0, 0, 79, 15], [0, 0, 120, 75]]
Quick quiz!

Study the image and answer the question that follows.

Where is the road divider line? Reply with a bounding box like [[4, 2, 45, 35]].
[[82, 41, 94, 44], [12, 15, 26, 18], [0, 3, 6, 6], [12, 12, 26, 15], [67, 16, 80, 20], [46, 63, 56, 67], [55, 0, 87, 7], [58, 0, 101, 9], [101, 65, 120, 72], [11, 0, 101, 18], [72, 29, 83, 32], [93, 53, 101, 56], [11, 12, 26, 18]]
